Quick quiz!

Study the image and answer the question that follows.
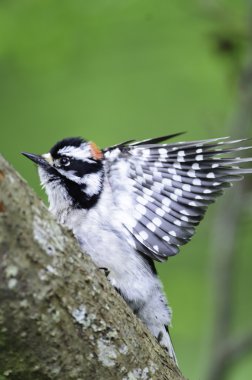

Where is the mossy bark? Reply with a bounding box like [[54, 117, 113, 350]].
[[0, 155, 186, 380]]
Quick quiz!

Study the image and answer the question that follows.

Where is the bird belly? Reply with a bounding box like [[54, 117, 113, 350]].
[[62, 201, 174, 360], [72, 211, 155, 303]]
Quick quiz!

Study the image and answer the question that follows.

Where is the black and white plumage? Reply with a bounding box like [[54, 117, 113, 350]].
[[22, 134, 252, 365]]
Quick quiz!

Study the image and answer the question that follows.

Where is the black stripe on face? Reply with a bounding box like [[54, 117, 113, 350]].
[[64, 176, 103, 209], [44, 165, 104, 209], [61, 158, 103, 177]]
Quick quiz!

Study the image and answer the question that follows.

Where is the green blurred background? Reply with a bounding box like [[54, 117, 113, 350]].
[[1, 1, 252, 379]]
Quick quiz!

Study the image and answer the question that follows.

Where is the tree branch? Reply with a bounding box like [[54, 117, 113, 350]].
[[206, 6, 252, 376], [0, 155, 185, 380]]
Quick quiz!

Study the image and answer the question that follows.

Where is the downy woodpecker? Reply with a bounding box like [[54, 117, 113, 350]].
[[22, 133, 252, 364]]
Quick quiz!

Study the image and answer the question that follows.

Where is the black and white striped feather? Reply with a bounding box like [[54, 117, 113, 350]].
[[104, 134, 252, 262]]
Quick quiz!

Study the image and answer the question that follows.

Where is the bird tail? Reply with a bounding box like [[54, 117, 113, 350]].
[[162, 326, 178, 366]]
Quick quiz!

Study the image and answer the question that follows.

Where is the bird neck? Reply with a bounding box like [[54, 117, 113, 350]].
[[38, 166, 104, 219], [64, 172, 104, 210]]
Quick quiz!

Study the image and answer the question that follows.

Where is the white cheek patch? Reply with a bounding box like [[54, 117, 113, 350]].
[[38, 166, 49, 188], [38, 167, 72, 217], [57, 169, 87, 184], [56, 169, 103, 197]]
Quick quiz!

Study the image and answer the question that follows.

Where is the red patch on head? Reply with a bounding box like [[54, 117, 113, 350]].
[[89, 142, 103, 160]]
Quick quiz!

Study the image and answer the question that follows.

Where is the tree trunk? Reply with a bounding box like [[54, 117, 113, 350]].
[[0, 155, 185, 380]]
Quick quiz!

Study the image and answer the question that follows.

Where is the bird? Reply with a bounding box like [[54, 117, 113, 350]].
[[22, 133, 252, 365]]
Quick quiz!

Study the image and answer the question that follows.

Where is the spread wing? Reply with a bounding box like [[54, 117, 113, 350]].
[[104, 134, 252, 262]]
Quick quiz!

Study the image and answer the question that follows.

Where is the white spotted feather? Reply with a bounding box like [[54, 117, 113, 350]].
[[104, 135, 252, 262]]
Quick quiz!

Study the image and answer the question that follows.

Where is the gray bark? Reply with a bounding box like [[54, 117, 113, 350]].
[[0, 155, 185, 380]]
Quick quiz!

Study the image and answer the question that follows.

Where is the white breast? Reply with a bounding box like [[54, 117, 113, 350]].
[[65, 177, 155, 303]]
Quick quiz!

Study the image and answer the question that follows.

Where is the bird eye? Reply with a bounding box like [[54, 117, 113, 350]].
[[59, 156, 70, 166]]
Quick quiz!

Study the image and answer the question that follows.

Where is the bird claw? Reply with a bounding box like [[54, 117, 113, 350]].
[[99, 267, 110, 277]]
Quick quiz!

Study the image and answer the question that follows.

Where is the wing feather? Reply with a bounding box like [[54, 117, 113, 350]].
[[105, 135, 252, 261]]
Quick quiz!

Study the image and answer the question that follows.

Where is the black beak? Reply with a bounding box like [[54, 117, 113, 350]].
[[21, 152, 50, 168]]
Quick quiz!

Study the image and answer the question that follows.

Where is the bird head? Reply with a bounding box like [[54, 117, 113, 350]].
[[22, 137, 104, 211]]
